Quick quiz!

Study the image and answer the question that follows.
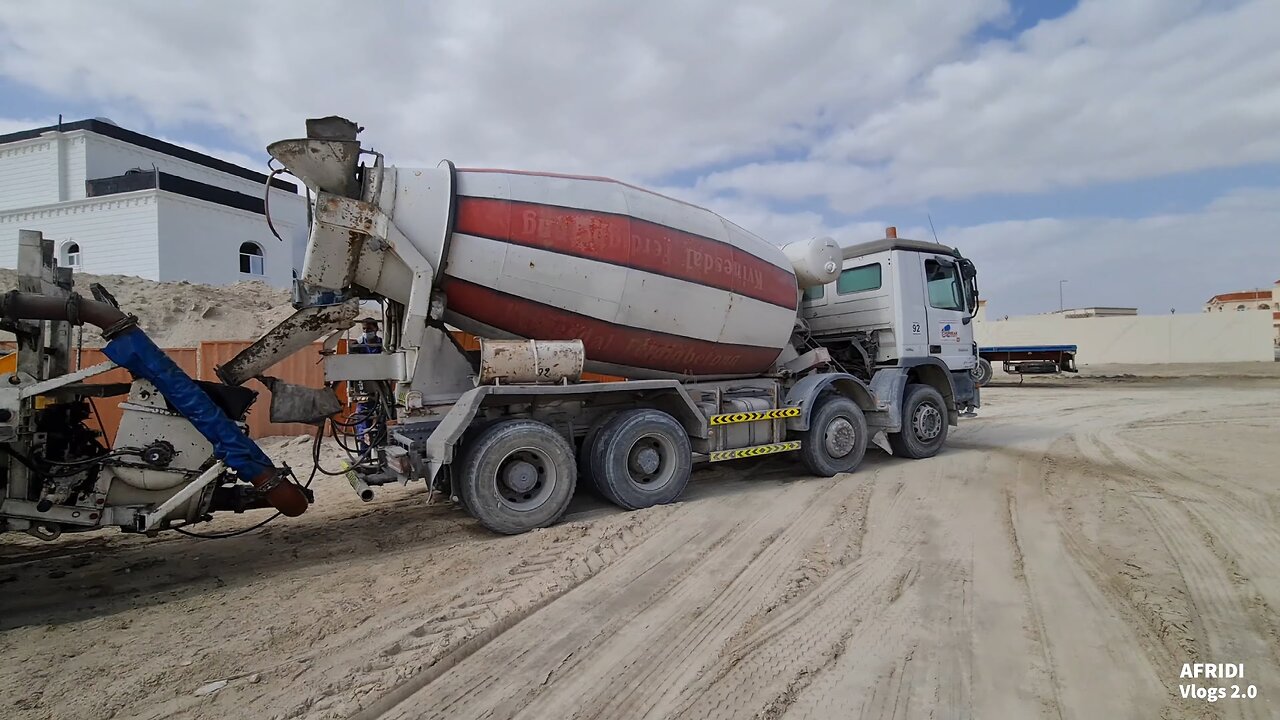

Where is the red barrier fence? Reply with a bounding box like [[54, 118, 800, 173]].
[[71, 342, 337, 442]]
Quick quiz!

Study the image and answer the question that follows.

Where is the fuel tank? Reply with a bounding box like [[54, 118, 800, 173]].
[[411, 169, 802, 380]]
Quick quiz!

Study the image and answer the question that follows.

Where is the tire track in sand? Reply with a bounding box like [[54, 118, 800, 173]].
[[1083, 428, 1278, 720], [523, 473, 874, 720], [371, 475, 844, 720], [1006, 432, 1167, 720], [664, 461, 961, 720]]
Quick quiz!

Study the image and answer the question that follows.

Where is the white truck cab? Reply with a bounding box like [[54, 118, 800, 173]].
[[800, 233, 980, 379]]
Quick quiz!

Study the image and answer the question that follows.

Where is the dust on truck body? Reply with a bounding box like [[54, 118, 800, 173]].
[[239, 117, 982, 534], [0, 116, 981, 540]]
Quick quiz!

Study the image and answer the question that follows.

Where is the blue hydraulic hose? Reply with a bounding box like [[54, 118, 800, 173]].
[[102, 327, 275, 482]]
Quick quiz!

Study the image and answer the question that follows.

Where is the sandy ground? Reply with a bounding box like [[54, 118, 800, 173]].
[[3, 369, 1280, 719], [0, 268, 293, 347]]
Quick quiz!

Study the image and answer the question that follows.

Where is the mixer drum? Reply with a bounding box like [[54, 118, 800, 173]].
[[437, 169, 801, 380]]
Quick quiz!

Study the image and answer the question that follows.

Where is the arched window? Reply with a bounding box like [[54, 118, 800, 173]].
[[61, 242, 81, 268], [1236, 305, 1247, 311], [239, 242, 264, 275], [1260, 303, 1271, 310]]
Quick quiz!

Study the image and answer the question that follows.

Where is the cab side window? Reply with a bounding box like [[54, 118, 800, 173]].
[[836, 263, 881, 295], [925, 259, 964, 311]]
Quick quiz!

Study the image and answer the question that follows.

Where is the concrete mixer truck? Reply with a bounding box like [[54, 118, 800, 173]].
[[0, 116, 981, 539]]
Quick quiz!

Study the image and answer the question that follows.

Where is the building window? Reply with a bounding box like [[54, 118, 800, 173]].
[[61, 242, 81, 268], [1260, 304, 1271, 310], [1236, 305, 1247, 311], [239, 242, 264, 275], [802, 285, 825, 302], [836, 263, 882, 295]]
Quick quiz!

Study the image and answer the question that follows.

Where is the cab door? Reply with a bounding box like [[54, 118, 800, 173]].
[[922, 255, 974, 371]]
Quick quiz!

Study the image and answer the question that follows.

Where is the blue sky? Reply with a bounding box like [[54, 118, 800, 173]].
[[2, 0, 1278, 316]]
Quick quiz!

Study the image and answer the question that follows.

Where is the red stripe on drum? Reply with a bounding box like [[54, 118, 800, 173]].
[[443, 277, 782, 376], [454, 196, 798, 310]]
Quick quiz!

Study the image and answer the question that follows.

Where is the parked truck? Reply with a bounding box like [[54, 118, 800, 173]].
[[970, 345, 1079, 386], [0, 116, 981, 539]]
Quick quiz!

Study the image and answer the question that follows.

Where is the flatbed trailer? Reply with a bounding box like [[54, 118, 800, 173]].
[[970, 345, 1078, 386]]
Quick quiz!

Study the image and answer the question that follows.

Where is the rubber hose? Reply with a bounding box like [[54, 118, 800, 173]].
[[1, 290, 308, 516]]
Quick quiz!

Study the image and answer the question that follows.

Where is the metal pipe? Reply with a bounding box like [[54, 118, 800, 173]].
[[344, 463, 374, 502], [1, 291, 131, 335]]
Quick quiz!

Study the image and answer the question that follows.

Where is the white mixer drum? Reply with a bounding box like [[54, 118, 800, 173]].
[[438, 169, 801, 379]]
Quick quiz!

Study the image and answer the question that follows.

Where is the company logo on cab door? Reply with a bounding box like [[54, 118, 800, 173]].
[[453, 196, 798, 310], [940, 322, 961, 341]]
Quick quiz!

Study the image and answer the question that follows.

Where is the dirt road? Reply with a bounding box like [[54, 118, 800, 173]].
[[3, 374, 1279, 719]]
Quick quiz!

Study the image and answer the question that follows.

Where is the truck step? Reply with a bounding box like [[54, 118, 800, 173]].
[[708, 407, 800, 426], [709, 440, 802, 462]]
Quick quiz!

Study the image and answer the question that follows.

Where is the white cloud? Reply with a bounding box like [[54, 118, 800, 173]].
[[665, 183, 1280, 317], [0, 117, 48, 135], [707, 0, 1280, 212], [0, 0, 1008, 180], [938, 186, 1280, 316], [2, 1, 1277, 314]]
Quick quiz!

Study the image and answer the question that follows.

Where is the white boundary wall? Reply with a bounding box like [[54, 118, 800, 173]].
[[975, 311, 1273, 364]]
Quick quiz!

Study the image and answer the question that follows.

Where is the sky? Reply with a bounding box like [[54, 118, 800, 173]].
[[1, 0, 1277, 317]]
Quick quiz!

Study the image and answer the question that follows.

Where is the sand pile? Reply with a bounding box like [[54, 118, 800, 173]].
[[0, 269, 296, 348]]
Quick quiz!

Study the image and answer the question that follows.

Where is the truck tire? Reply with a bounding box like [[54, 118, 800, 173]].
[[970, 357, 994, 387], [575, 414, 613, 498], [799, 396, 868, 476], [458, 419, 577, 535], [589, 409, 691, 511], [888, 383, 948, 459]]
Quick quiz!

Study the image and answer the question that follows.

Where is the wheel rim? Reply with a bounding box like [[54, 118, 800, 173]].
[[969, 363, 984, 382], [912, 401, 943, 442], [625, 433, 677, 491], [493, 446, 558, 511], [823, 416, 858, 458]]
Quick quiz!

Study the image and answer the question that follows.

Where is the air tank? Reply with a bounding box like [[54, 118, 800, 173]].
[[780, 236, 842, 288], [404, 169, 803, 380]]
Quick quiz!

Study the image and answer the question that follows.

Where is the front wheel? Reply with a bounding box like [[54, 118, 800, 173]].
[[888, 383, 948, 459], [798, 396, 868, 476], [458, 419, 577, 534]]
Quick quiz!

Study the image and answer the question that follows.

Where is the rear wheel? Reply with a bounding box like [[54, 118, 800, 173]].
[[589, 409, 691, 510], [576, 415, 612, 498], [888, 383, 948, 459], [458, 419, 577, 534], [799, 396, 868, 476], [970, 357, 994, 387]]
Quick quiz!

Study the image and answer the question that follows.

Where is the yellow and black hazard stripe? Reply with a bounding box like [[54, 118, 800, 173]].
[[708, 407, 800, 426], [709, 440, 802, 462]]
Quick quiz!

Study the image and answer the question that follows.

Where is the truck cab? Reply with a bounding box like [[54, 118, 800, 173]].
[[799, 231, 981, 412]]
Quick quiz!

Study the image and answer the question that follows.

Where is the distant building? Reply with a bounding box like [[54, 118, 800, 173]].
[[0, 118, 307, 288], [1049, 307, 1138, 319], [1205, 281, 1279, 345]]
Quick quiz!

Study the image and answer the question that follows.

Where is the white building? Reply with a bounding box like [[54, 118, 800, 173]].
[[1205, 281, 1280, 346], [0, 118, 307, 288]]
